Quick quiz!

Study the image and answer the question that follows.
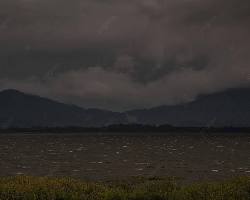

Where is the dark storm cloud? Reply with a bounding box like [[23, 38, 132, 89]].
[[0, 0, 250, 110]]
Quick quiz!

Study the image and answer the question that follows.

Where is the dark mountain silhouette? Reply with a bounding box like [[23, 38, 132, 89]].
[[0, 89, 126, 128], [126, 88, 250, 127], [0, 88, 250, 128]]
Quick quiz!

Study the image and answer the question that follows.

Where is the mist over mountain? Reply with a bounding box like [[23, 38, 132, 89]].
[[0, 88, 250, 128]]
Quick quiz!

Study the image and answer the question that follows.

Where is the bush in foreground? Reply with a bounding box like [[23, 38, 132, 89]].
[[0, 176, 249, 200]]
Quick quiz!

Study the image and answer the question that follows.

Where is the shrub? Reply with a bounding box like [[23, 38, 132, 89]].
[[0, 176, 249, 200]]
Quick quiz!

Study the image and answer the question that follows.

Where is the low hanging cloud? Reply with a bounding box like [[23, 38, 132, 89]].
[[1, 63, 249, 111], [0, 0, 250, 110]]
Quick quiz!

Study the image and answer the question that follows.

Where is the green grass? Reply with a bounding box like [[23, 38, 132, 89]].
[[0, 176, 250, 200]]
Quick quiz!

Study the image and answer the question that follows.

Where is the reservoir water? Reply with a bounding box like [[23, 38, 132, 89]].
[[0, 133, 250, 182]]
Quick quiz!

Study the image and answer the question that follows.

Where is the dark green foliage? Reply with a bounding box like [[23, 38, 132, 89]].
[[0, 176, 250, 200]]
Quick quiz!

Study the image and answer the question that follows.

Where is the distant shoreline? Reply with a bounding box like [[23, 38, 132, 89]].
[[1, 124, 250, 134]]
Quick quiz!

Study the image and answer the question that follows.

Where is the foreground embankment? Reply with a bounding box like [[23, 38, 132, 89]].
[[0, 176, 250, 200]]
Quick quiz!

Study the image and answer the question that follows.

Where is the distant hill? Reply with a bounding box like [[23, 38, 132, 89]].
[[126, 88, 250, 127], [0, 89, 126, 128], [0, 88, 250, 128]]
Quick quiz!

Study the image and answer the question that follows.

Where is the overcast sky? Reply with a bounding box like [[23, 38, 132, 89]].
[[0, 0, 250, 110]]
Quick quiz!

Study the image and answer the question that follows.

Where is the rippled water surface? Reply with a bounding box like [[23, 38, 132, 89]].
[[0, 133, 250, 182]]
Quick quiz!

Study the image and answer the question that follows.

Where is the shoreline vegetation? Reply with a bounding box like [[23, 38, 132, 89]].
[[0, 176, 250, 200], [1, 124, 250, 134]]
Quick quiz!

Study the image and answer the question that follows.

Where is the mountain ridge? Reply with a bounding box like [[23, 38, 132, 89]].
[[0, 89, 126, 128], [0, 88, 250, 128], [126, 87, 250, 127]]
